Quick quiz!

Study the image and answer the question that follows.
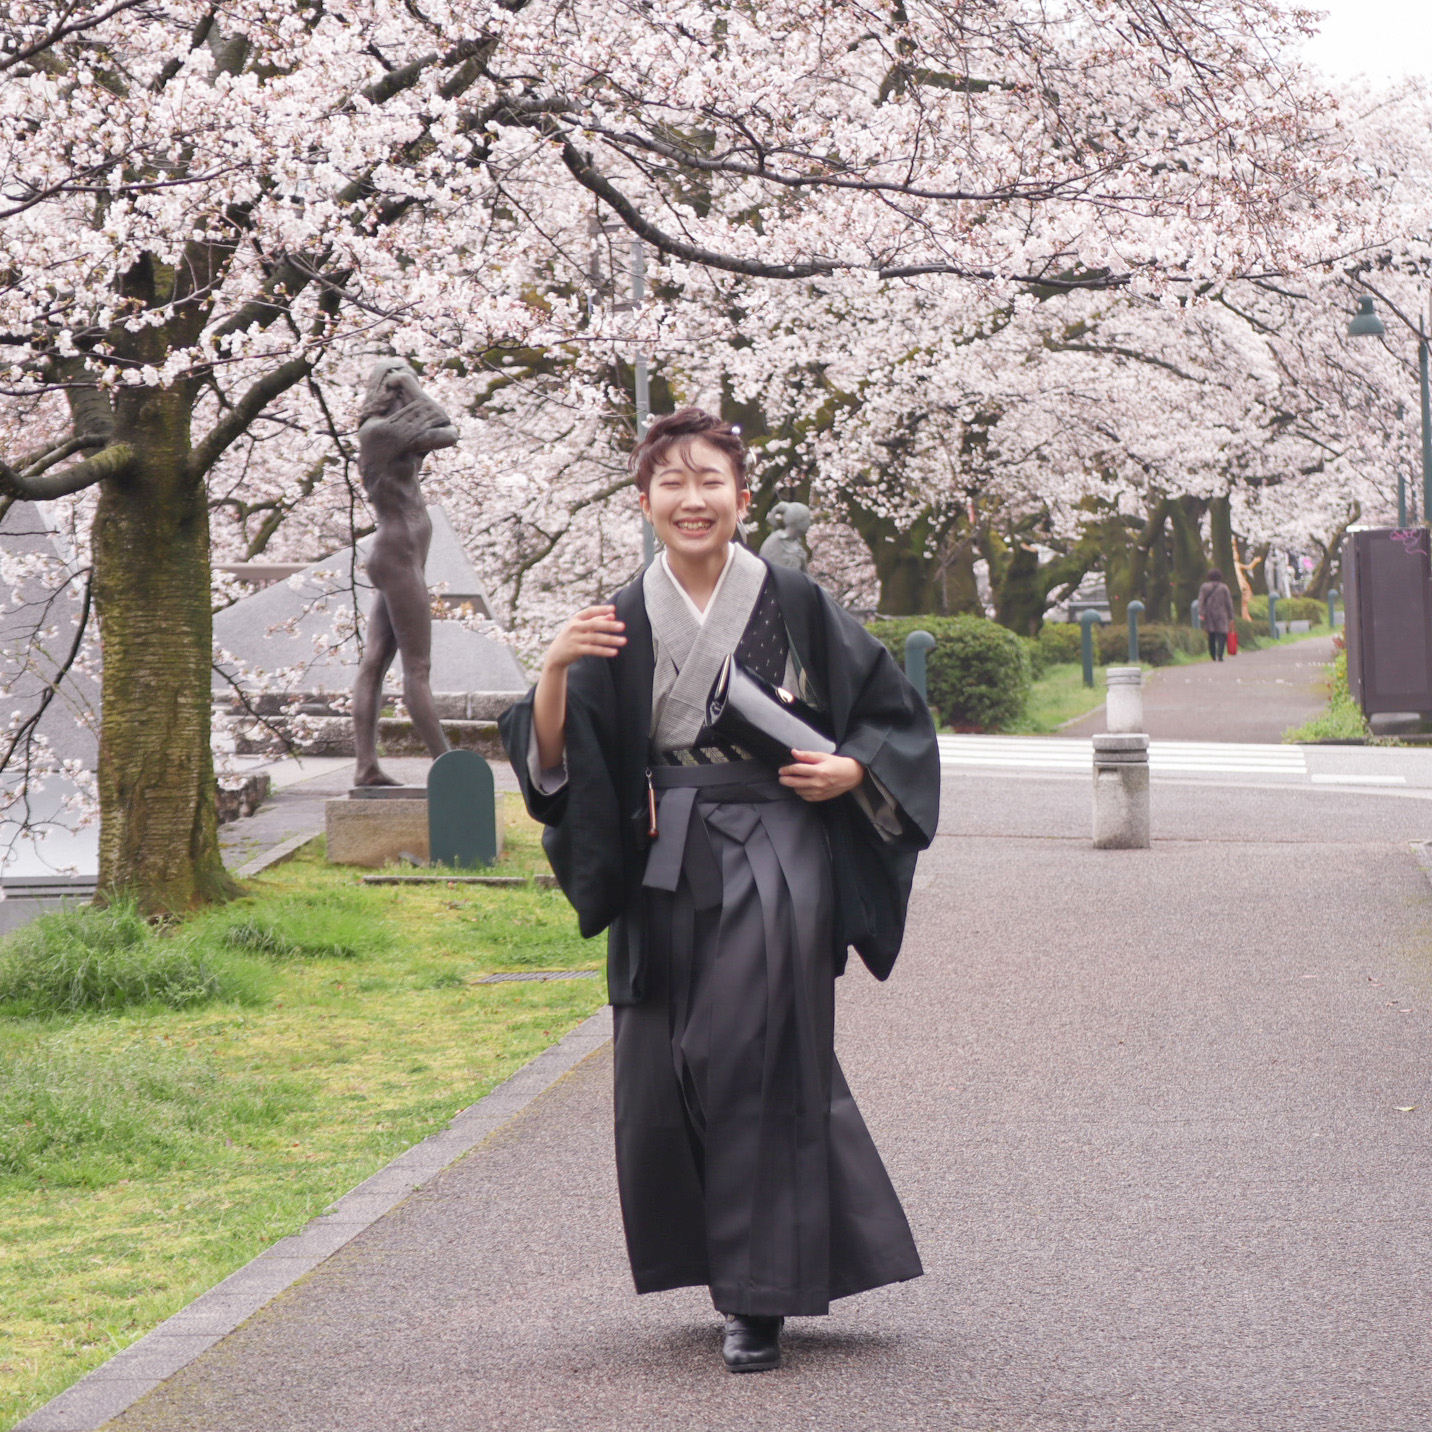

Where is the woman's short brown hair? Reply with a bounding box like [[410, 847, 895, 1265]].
[[630, 408, 747, 495]]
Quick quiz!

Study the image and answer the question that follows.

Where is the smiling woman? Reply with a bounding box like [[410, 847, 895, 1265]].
[[501, 407, 942, 1374]]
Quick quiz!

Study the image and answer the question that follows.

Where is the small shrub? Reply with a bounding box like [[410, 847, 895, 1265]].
[[1232, 616, 1265, 652], [1249, 594, 1327, 625], [1035, 622, 1083, 673], [0, 900, 266, 1016], [1097, 622, 1205, 667], [204, 889, 391, 962], [869, 616, 1032, 730]]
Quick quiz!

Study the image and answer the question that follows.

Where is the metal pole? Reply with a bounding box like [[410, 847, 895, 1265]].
[[1127, 600, 1144, 664], [1421, 316, 1432, 526], [904, 630, 936, 704], [1269, 592, 1278, 639], [1400, 475, 1408, 528], [1328, 588, 1339, 629], [632, 237, 655, 563], [1079, 609, 1099, 688]]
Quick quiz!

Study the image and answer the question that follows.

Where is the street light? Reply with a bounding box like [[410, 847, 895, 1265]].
[[1349, 293, 1431, 527]]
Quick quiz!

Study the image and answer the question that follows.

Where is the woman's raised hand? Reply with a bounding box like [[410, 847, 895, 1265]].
[[543, 605, 626, 672]]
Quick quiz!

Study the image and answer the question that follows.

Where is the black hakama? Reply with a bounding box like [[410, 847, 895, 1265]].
[[615, 761, 923, 1316]]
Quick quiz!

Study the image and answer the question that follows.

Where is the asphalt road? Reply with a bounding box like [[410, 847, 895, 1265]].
[[103, 763, 1432, 1432], [1063, 635, 1335, 743]]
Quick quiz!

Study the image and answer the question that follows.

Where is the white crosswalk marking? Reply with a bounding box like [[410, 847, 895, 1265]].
[[937, 735, 1308, 776]]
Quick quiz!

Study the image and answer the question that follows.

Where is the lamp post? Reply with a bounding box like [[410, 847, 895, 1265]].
[[1348, 294, 1430, 526]]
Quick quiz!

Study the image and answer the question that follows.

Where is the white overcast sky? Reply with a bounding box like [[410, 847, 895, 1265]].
[[1301, 0, 1432, 82]]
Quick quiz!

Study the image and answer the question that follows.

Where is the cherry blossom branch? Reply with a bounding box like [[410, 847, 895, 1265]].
[[0, 0, 149, 74], [188, 355, 316, 481]]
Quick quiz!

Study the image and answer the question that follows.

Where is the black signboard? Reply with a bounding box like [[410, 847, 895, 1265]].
[[1344, 527, 1432, 715]]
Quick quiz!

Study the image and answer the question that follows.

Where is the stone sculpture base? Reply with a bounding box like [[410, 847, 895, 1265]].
[[326, 795, 428, 867]]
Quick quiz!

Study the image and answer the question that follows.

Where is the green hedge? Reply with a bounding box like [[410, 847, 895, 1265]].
[[1042, 616, 1268, 666], [1030, 622, 1082, 677], [1099, 622, 1206, 666], [1248, 594, 1327, 625], [869, 616, 1032, 730], [1232, 616, 1264, 651]]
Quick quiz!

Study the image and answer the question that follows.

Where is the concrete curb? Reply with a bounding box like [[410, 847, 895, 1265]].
[[230, 826, 323, 880], [15, 1006, 615, 1432], [1409, 840, 1432, 887]]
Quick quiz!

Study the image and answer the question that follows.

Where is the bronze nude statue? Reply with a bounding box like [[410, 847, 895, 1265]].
[[352, 359, 460, 786]]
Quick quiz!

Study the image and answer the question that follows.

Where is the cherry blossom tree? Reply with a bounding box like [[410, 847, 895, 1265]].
[[0, 0, 1371, 908]]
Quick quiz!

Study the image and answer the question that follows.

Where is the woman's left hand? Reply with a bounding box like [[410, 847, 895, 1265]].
[[779, 751, 865, 802]]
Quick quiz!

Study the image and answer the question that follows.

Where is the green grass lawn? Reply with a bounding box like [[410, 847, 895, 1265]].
[[1002, 662, 1146, 734], [0, 798, 604, 1430]]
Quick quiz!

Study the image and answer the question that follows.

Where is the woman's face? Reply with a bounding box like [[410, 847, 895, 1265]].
[[639, 437, 750, 562]]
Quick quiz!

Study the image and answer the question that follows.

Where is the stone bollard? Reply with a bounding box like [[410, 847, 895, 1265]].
[[1104, 666, 1144, 734], [1092, 733, 1150, 849]]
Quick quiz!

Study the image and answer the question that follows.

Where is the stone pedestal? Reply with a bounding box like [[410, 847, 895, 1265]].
[[326, 791, 428, 866], [1105, 666, 1144, 734], [1092, 733, 1150, 850]]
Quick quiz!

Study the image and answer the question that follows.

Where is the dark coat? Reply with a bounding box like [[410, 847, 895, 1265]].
[[499, 560, 941, 1004], [1198, 580, 1235, 634]]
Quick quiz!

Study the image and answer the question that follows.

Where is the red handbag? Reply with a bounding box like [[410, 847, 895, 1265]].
[[1227, 627, 1239, 655]]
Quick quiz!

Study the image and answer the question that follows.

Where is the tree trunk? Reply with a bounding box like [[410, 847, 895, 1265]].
[[1208, 494, 1242, 617], [1167, 495, 1210, 624], [990, 541, 1044, 634], [846, 505, 950, 614], [937, 535, 983, 616], [92, 385, 236, 912]]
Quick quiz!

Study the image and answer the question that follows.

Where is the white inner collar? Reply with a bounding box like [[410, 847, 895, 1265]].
[[660, 544, 737, 626]]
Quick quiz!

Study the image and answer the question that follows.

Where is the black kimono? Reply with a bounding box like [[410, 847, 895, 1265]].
[[501, 555, 940, 1316]]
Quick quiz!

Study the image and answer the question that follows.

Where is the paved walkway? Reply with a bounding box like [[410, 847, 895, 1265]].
[[1063, 635, 1335, 743], [59, 757, 1432, 1432]]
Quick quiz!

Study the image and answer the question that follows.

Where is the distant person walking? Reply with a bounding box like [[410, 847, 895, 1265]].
[[1198, 569, 1236, 662]]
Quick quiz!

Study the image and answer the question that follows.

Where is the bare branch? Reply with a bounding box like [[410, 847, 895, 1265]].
[[188, 355, 315, 480], [0, 573, 93, 783], [0, 442, 135, 501]]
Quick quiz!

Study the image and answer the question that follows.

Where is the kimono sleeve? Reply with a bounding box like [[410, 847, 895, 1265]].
[[820, 592, 941, 852], [499, 656, 629, 939]]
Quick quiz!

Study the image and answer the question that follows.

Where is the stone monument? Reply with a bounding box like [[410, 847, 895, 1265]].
[[758, 501, 812, 572]]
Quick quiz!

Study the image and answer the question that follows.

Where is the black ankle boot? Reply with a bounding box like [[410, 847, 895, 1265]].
[[721, 1313, 784, 1373]]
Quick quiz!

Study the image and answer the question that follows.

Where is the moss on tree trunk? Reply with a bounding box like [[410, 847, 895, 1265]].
[[92, 385, 236, 913]]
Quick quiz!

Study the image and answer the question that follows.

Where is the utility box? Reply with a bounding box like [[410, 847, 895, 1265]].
[[1344, 527, 1432, 715]]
